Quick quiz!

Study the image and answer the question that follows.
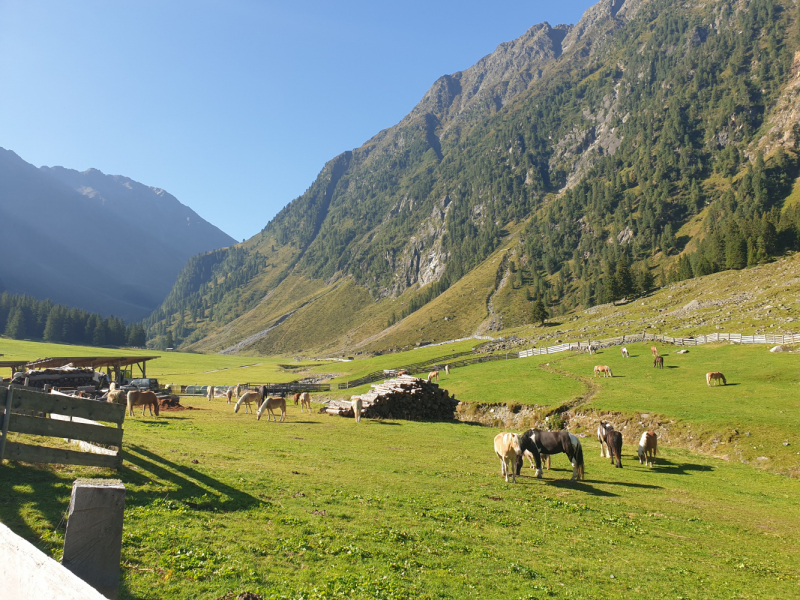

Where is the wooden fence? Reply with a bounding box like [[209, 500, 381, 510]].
[[517, 332, 800, 359], [0, 384, 125, 469]]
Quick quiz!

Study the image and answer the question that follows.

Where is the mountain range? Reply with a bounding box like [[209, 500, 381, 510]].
[[0, 148, 236, 322], [35, 0, 800, 355]]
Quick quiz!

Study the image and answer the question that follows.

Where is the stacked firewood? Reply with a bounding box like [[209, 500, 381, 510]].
[[11, 366, 100, 389], [325, 375, 457, 421]]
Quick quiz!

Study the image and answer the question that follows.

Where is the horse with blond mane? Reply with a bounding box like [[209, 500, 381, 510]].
[[494, 432, 522, 483], [706, 372, 726, 386], [594, 365, 613, 378], [427, 370, 439, 383]]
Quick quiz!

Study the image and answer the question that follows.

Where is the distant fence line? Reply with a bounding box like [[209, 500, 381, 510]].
[[517, 332, 800, 359]]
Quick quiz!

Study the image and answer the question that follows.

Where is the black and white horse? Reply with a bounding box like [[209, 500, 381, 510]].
[[516, 429, 585, 481], [597, 421, 614, 458]]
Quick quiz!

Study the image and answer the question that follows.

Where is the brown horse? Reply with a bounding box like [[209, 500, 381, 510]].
[[651, 346, 659, 357], [257, 396, 286, 421], [293, 392, 302, 406], [653, 356, 664, 369], [126, 390, 160, 417], [706, 372, 726, 386], [637, 431, 658, 467], [594, 365, 613, 378], [397, 369, 409, 376], [427, 370, 439, 383]]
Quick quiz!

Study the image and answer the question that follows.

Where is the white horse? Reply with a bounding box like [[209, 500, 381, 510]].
[[299, 391, 311, 412], [234, 390, 259, 414], [621, 346, 629, 358], [352, 396, 363, 422], [494, 432, 522, 483]]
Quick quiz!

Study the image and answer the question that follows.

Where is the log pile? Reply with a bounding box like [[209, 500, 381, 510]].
[[326, 375, 457, 421], [11, 366, 101, 390]]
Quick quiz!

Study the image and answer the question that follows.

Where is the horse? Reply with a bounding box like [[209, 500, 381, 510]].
[[588, 344, 597, 355], [621, 347, 629, 358], [352, 396, 363, 422], [257, 396, 286, 422], [597, 421, 614, 458], [299, 392, 311, 412], [444, 365, 450, 376], [397, 369, 409, 376], [594, 365, 613, 378], [651, 346, 659, 357], [234, 383, 241, 398], [706, 372, 726, 386], [226, 388, 233, 404], [126, 390, 160, 417], [106, 388, 126, 405], [494, 432, 522, 483], [293, 392, 301, 406], [427, 370, 439, 383], [638, 431, 658, 467], [207, 385, 215, 402], [516, 429, 585, 481], [653, 356, 664, 369], [605, 429, 623, 468], [234, 390, 259, 414]]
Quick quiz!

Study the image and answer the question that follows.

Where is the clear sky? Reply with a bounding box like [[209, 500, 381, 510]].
[[0, 0, 597, 241]]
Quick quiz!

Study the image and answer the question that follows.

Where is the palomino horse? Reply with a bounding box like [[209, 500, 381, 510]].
[[299, 392, 311, 412], [126, 390, 160, 417], [706, 372, 726, 386], [594, 365, 613, 378], [653, 356, 664, 369], [397, 369, 409, 376], [638, 431, 657, 467], [651, 346, 659, 357], [597, 421, 615, 458], [234, 390, 259, 414], [621, 347, 629, 358], [444, 365, 450, 375], [494, 432, 522, 483], [352, 396, 363, 422], [605, 429, 623, 468], [226, 388, 233, 404], [427, 370, 439, 383], [207, 385, 215, 402], [257, 396, 286, 422], [516, 429, 585, 481]]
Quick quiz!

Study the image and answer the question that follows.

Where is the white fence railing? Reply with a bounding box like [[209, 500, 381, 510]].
[[517, 332, 800, 359]]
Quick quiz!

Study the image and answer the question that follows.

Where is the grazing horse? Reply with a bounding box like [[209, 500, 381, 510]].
[[427, 370, 439, 383], [126, 390, 160, 417], [444, 365, 450, 376], [494, 432, 522, 483], [234, 390, 259, 414], [651, 346, 659, 357], [621, 347, 629, 358], [207, 386, 215, 402], [605, 429, 623, 468], [352, 396, 363, 422], [293, 392, 302, 406], [226, 388, 233, 404], [706, 372, 726, 386], [597, 421, 615, 458], [653, 356, 664, 369], [397, 369, 409, 376], [257, 396, 286, 422], [638, 431, 658, 467], [516, 429, 585, 481], [299, 392, 311, 412], [594, 365, 613, 378]]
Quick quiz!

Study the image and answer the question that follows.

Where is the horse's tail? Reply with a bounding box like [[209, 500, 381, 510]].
[[575, 439, 585, 480]]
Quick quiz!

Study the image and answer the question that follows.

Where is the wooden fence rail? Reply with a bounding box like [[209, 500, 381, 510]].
[[0, 384, 125, 469]]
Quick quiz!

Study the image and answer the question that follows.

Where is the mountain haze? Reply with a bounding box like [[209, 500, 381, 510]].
[[0, 149, 236, 321], [147, 0, 800, 355]]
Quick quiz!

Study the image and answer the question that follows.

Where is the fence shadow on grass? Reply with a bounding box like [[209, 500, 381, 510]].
[[122, 444, 262, 513]]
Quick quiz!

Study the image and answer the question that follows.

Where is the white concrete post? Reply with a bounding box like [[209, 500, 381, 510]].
[[62, 479, 126, 599]]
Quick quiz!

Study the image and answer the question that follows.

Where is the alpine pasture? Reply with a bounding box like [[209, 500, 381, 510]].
[[1, 339, 799, 599]]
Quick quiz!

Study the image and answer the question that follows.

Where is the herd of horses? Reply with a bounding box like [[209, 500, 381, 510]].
[[494, 343, 727, 483]]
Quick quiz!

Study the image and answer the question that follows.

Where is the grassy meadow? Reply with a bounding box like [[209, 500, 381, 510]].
[[3, 337, 800, 598]]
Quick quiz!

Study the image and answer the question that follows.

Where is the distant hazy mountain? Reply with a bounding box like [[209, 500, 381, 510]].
[[0, 148, 236, 321]]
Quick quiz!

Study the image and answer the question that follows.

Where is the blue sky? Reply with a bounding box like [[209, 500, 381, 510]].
[[0, 0, 596, 241]]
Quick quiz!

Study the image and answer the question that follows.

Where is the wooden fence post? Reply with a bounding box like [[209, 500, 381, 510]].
[[0, 386, 13, 461]]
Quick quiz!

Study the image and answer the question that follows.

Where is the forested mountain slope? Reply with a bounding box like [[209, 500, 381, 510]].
[[146, 0, 800, 355], [0, 149, 236, 322]]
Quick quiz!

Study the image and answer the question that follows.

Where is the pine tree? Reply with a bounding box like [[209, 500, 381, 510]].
[[43, 307, 64, 342], [531, 298, 548, 326], [4, 307, 25, 339], [616, 260, 634, 298]]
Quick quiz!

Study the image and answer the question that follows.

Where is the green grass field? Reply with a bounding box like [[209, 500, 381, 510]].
[[3, 338, 800, 599]]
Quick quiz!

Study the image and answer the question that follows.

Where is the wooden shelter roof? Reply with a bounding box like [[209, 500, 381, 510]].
[[24, 356, 160, 370]]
